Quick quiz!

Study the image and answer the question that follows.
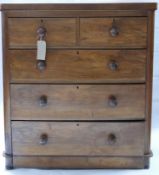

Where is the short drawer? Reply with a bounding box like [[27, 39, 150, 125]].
[[80, 17, 147, 48], [11, 84, 145, 120], [10, 50, 146, 83], [12, 121, 145, 156], [8, 18, 76, 48]]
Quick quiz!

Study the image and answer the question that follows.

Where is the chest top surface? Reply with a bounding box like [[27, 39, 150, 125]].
[[0, 1, 157, 11]]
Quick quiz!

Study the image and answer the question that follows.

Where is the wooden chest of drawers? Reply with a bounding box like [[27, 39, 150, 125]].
[[0, 3, 157, 169]]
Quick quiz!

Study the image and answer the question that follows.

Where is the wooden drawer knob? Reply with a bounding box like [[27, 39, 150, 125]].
[[39, 95, 47, 107], [110, 26, 119, 37], [39, 133, 48, 145], [109, 19, 119, 37], [108, 95, 118, 107], [37, 26, 47, 40], [108, 133, 116, 145], [108, 60, 118, 71], [37, 60, 46, 71]]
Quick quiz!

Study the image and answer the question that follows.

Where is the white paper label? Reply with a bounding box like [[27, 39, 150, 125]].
[[37, 40, 46, 60]]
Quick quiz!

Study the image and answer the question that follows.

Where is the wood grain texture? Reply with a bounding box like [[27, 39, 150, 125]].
[[10, 50, 146, 83], [13, 156, 146, 169], [80, 17, 147, 48], [0, 3, 157, 11], [1, 3, 156, 169], [6, 10, 148, 18], [11, 84, 145, 120], [2, 11, 13, 169], [12, 121, 145, 156], [145, 11, 155, 156], [8, 18, 76, 48]]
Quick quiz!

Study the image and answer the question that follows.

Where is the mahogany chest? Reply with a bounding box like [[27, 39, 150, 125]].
[[0, 3, 157, 169]]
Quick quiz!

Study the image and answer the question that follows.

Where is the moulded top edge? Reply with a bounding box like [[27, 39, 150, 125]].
[[0, 3, 157, 11]]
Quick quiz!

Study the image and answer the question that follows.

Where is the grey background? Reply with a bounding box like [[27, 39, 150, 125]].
[[0, 1, 158, 174]]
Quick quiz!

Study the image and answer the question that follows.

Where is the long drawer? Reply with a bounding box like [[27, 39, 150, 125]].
[[10, 50, 146, 83], [12, 121, 145, 156], [11, 84, 145, 120]]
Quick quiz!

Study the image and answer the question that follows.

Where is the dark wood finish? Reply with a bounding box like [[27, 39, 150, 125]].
[[11, 84, 145, 120], [39, 133, 48, 145], [1, 3, 156, 169], [8, 17, 148, 49], [80, 17, 147, 48], [6, 10, 148, 18], [13, 156, 146, 169], [2, 12, 13, 169], [8, 18, 76, 48], [0, 3, 157, 11], [12, 121, 145, 156], [10, 50, 146, 83], [36, 60, 46, 71], [145, 11, 155, 155], [37, 26, 47, 40]]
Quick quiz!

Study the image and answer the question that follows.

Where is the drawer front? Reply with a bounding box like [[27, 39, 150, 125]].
[[8, 18, 76, 48], [10, 50, 146, 83], [12, 121, 145, 156], [11, 84, 145, 120], [80, 17, 147, 48]]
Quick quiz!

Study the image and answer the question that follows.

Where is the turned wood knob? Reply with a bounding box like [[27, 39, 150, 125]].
[[108, 133, 116, 145], [39, 133, 48, 145], [110, 26, 119, 37], [37, 60, 46, 71], [37, 26, 47, 40], [39, 95, 47, 107], [109, 19, 119, 37], [108, 95, 118, 107], [108, 60, 118, 71]]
